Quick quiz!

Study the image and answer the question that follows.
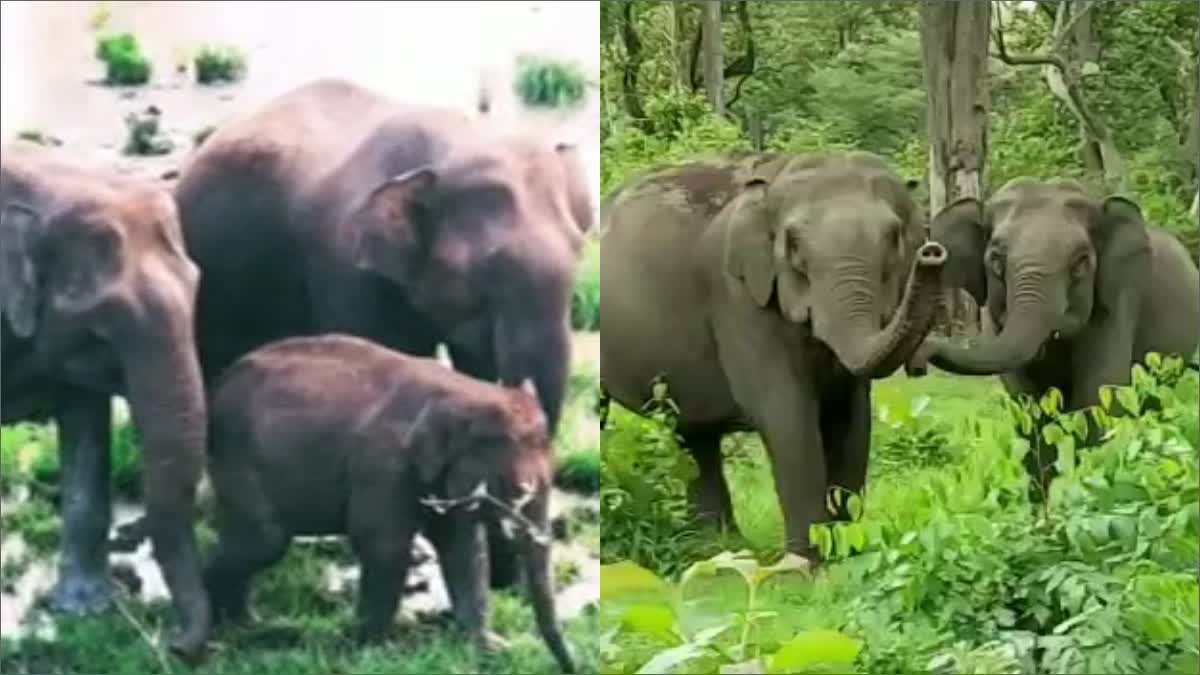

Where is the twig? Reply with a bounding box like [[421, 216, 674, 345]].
[[115, 596, 174, 675], [421, 484, 552, 547]]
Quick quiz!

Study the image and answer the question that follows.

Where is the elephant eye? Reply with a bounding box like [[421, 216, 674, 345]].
[[989, 255, 1005, 280], [1070, 254, 1089, 279]]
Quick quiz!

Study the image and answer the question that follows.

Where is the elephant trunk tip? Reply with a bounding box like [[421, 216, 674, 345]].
[[916, 241, 948, 268]]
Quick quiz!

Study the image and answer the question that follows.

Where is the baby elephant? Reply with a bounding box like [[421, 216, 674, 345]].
[[201, 334, 574, 672]]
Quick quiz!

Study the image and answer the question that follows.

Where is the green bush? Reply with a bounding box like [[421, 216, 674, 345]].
[[94, 33, 151, 86], [193, 44, 247, 85], [514, 56, 588, 110], [601, 356, 1200, 674], [571, 239, 600, 331], [556, 451, 600, 494]]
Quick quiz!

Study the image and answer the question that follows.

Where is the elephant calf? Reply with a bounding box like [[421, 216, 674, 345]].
[[200, 334, 574, 673]]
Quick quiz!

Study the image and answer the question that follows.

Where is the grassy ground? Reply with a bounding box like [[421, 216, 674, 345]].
[[0, 336, 603, 675], [600, 363, 1200, 673]]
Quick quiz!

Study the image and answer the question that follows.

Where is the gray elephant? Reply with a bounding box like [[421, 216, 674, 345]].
[[600, 152, 947, 557], [909, 179, 1200, 486], [1, 141, 209, 657], [172, 78, 588, 589], [200, 334, 574, 672]]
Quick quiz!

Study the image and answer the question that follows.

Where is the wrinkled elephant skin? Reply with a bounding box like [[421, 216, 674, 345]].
[[201, 335, 574, 672], [601, 152, 945, 557], [173, 78, 585, 590], [1, 141, 210, 659]]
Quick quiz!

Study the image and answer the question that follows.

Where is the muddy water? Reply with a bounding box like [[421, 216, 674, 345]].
[[0, 0, 599, 203]]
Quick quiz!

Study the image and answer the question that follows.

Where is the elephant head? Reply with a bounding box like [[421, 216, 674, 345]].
[[724, 153, 948, 377], [0, 143, 210, 656], [347, 140, 579, 432], [921, 179, 1151, 374], [404, 379, 574, 673]]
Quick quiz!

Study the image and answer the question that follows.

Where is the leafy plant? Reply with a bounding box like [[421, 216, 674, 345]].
[[601, 552, 864, 674], [514, 56, 589, 110], [572, 239, 600, 331], [94, 32, 152, 86], [193, 44, 247, 85], [15, 129, 63, 147]]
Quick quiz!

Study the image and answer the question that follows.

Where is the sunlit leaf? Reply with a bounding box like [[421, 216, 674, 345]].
[[602, 561, 667, 599], [636, 643, 704, 674], [620, 604, 680, 643], [769, 630, 863, 673]]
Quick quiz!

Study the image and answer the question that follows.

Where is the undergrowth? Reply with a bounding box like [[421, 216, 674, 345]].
[[599, 356, 1199, 674]]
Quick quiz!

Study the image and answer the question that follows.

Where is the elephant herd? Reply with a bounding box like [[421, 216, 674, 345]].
[[0, 78, 589, 671], [599, 152, 1199, 560]]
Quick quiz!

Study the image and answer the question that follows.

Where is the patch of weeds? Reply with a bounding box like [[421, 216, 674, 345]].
[[554, 558, 581, 590], [555, 451, 599, 494], [252, 547, 343, 619], [513, 55, 588, 110], [122, 106, 174, 156], [871, 393, 954, 476], [94, 33, 152, 86], [571, 240, 600, 331], [2, 498, 61, 554], [15, 129, 63, 147], [193, 45, 247, 85]]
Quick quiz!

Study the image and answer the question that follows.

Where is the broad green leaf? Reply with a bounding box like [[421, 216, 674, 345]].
[[1040, 388, 1064, 416], [846, 493, 864, 522], [769, 630, 863, 673], [602, 561, 666, 598], [681, 559, 719, 589], [692, 623, 733, 646], [636, 643, 704, 674], [911, 395, 931, 418], [1042, 423, 1064, 445], [1146, 352, 1162, 369], [1115, 387, 1141, 415], [620, 604, 679, 643], [1099, 386, 1114, 411], [1055, 436, 1076, 476], [710, 550, 761, 587]]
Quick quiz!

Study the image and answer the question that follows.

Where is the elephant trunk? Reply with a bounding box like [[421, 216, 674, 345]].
[[819, 242, 948, 378], [115, 277, 211, 659], [494, 292, 571, 436], [928, 268, 1054, 375], [521, 485, 575, 673]]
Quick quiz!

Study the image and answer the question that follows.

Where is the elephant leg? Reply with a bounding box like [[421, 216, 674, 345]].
[[820, 380, 870, 521], [682, 430, 738, 533], [49, 391, 114, 614], [352, 527, 415, 642], [203, 520, 289, 625], [433, 514, 507, 653], [447, 342, 522, 592], [758, 378, 827, 558]]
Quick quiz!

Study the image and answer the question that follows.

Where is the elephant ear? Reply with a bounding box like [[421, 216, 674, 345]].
[[1093, 196, 1151, 310], [351, 166, 438, 280], [555, 142, 595, 234], [724, 178, 777, 308], [929, 197, 988, 305], [0, 202, 43, 338]]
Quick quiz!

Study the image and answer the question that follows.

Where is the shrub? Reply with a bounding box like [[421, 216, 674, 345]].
[[514, 56, 588, 110], [193, 45, 247, 85], [94, 33, 151, 86], [15, 129, 63, 147], [571, 239, 600, 331]]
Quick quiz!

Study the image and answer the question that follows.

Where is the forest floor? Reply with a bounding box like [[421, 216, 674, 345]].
[[0, 333, 601, 675], [600, 364, 1200, 674]]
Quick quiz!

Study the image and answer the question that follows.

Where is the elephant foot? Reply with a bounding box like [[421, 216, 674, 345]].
[[168, 632, 209, 665], [47, 573, 113, 615], [473, 629, 511, 654]]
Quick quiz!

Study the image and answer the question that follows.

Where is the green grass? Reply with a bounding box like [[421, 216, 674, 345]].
[[193, 45, 247, 85], [94, 33, 152, 86], [0, 354, 602, 673], [571, 240, 600, 332], [514, 56, 589, 110], [600, 360, 1200, 673]]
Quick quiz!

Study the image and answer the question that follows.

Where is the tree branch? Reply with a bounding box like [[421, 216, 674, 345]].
[[991, 9, 1066, 71], [1052, 0, 1095, 54]]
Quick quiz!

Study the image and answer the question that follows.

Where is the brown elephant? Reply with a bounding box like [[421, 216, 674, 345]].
[[909, 179, 1200, 487], [200, 334, 574, 673], [0, 141, 209, 657], [600, 152, 947, 557], [172, 78, 588, 588]]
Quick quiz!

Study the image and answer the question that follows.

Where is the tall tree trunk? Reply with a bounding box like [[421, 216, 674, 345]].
[[619, 2, 649, 128], [920, 0, 991, 336], [702, 0, 724, 115], [673, 2, 692, 91]]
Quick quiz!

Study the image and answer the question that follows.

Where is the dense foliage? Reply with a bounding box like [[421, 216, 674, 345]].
[[600, 358, 1199, 674], [94, 32, 152, 86], [514, 56, 590, 110]]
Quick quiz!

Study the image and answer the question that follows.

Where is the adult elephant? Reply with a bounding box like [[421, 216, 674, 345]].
[[172, 79, 585, 588], [600, 152, 948, 557], [1, 141, 210, 657], [909, 179, 1200, 485]]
